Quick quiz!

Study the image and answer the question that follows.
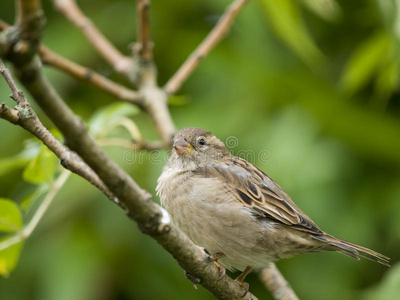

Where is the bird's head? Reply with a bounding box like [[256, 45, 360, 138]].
[[172, 127, 230, 166]]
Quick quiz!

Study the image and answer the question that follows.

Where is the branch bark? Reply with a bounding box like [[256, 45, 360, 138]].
[[53, 0, 133, 76], [38, 45, 142, 105], [137, 0, 153, 63], [258, 264, 299, 300], [0, 20, 141, 105], [16, 0, 44, 40], [0, 103, 19, 124], [50, 0, 176, 147], [0, 58, 115, 202], [9, 0, 44, 66]]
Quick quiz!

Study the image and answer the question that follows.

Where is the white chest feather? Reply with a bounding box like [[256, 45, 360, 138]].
[[156, 154, 197, 206]]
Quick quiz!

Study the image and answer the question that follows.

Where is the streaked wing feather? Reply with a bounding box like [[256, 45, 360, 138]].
[[189, 146, 390, 266], [194, 156, 323, 235]]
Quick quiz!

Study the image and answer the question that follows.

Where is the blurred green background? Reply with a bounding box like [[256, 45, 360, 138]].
[[1, 0, 399, 299]]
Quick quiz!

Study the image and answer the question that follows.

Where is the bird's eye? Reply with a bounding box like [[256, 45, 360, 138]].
[[199, 138, 206, 145]]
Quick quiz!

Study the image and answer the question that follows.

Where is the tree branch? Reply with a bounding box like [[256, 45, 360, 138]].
[[0, 58, 116, 203], [164, 0, 249, 95], [141, 81, 176, 147], [257, 264, 299, 300], [11, 0, 44, 65], [53, 0, 133, 76], [15, 0, 44, 39], [136, 0, 153, 63], [132, 0, 176, 148], [0, 103, 19, 124], [0, 58, 27, 105], [0, 20, 141, 105], [1, 2, 298, 299], [38, 45, 142, 105]]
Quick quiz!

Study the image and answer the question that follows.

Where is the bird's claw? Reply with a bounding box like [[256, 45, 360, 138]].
[[213, 260, 226, 280], [211, 252, 226, 280], [235, 266, 252, 297], [234, 278, 249, 298]]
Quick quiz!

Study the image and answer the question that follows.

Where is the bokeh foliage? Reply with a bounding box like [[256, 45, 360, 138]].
[[0, 0, 399, 299]]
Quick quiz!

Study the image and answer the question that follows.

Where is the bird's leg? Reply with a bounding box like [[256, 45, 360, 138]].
[[211, 252, 226, 280], [235, 266, 252, 297]]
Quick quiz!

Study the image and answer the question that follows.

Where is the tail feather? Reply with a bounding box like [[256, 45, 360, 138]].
[[336, 249, 360, 260], [312, 234, 390, 267]]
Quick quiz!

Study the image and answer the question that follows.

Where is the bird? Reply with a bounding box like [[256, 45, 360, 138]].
[[156, 127, 390, 293]]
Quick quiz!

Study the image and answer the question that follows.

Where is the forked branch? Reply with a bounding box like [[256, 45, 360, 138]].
[[0, 59, 115, 202], [38, 45, 142, 105], [0, 20, 141, 105], [53, 0, 132, 76]]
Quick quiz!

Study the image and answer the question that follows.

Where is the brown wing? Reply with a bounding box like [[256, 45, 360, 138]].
[[195, 156, 323, 235], [193, 156, 391, 266]]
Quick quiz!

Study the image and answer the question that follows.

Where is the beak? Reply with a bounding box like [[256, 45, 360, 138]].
[[173, 138, 192, 155]]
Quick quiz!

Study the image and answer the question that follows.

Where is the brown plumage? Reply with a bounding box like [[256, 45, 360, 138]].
[[157, 127, 390, 290]]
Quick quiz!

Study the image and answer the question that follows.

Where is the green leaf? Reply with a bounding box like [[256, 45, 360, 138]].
[[340, 31, 391, 94], [260, 0, 325, 68], [89, 102, 139, 138], [0, 199, 22, 233], [168, 95, 191, 106], [20, 185, 49, 212], [0, 140, 40, 177], [300, 0, 342, 22], [376, 0, 400, 35], [362, 263, 400, 300], [22, 145, 57, 184], [0, 240, 24, 278], [373, 60, 400, 106]]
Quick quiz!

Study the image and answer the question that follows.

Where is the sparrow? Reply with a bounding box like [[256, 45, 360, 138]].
[[156, 127, 390, 292]]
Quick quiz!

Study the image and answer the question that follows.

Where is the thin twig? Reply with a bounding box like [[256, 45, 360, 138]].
[[0, 20, 141, 104], [164, 0, 250, 95], [0, 58, 116, 203], [98, 117, 142, 141], [134, 0, 176, 146], [53, 0, 132, 76], [0, 171, 70, 251], [0, 103, 19, 124], [38, 45, 142, 105], [257, 264, 299, 300], [97, 138, 163, 151], [135, 140, 164, 151], [24, 170, 71, 237], [0, 60, 27, 105], [97, 138, 136, 149], [141, 84, 176, 147], [136, 0, 153, 63]]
